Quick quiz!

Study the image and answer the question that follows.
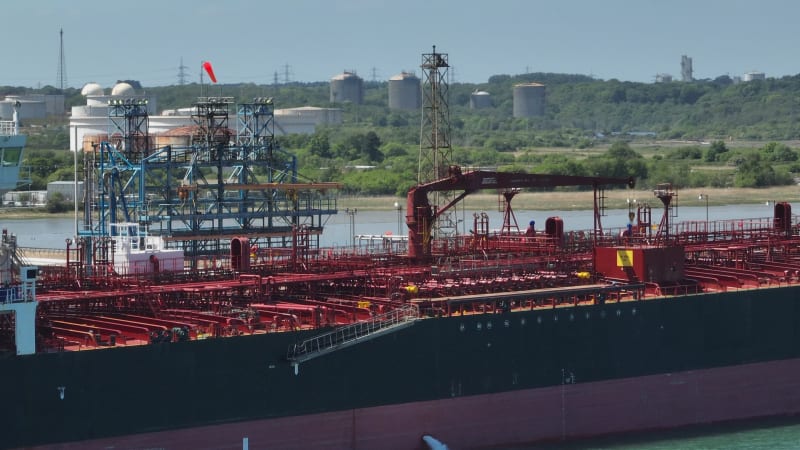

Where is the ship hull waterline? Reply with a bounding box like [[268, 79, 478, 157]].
[[5, 284, 800, 449], [23, 356, 800, 450]]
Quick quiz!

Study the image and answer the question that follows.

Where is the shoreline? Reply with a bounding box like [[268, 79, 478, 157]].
[[337, 186, 800, 211], [1, 186, 798, 220]]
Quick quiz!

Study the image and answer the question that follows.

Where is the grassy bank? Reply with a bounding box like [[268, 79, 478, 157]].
[[2, 186, 797, 220], [338, 186, 800, 211], [0, 208, 73, 220]]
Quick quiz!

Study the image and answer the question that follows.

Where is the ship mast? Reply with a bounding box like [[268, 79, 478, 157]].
[[418, 46, 456, 247]]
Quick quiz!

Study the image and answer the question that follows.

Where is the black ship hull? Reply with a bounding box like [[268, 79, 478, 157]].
[[4, 284, 800, 449]]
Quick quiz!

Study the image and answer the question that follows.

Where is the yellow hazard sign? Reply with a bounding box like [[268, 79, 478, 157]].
[[616, 250, 634, 267]]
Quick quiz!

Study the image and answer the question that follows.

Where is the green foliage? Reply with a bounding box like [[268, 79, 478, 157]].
[[582, 142, 648, 180], [761, 142, 798, 162], [734, 153, 794, 187], [705, 140, 729, 162], [9, 72, 800, 196], [23, 149, 78, 190], [45, 192, 71, 213]]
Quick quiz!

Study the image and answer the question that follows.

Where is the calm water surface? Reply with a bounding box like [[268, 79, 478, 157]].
[[507, 416, 800, 449], [2, 202, 778, 250]]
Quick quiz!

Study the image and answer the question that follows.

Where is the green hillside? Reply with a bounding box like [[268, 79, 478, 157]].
[[5, 72, 800, 195]]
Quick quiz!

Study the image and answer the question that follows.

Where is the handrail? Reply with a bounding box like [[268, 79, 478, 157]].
[[0, 120, 17, 136], [287, 304, 418, 365]]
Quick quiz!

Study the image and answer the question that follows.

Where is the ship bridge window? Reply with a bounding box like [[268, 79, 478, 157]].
[[1, 147, 22, 166]]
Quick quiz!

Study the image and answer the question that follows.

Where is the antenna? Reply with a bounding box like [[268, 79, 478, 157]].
[[57, 28, 67, 91], [178, 57, 189, 85]]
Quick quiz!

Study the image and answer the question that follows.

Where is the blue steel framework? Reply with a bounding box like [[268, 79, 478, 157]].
[[81, 97, 338, 269]]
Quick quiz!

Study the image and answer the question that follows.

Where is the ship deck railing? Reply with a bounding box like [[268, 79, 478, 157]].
[[0, 120, 16, 136], [287, 303, 419, 367], [0, 285, 27, 304]]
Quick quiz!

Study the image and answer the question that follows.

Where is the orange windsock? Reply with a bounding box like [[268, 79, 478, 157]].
[[202, 61, 217, 83]]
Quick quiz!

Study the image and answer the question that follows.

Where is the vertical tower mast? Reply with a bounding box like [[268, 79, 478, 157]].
[[418, 46, 456, 245], [57, 28, 67, 92]]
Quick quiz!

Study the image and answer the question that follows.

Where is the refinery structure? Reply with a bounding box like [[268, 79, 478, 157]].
[[69, 93, 342, 271]]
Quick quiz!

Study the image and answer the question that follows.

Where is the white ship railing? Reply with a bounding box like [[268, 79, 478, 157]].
[[0, 120, 16, 136], [0, 286, 22, 304], [287, 303, 419, 369]]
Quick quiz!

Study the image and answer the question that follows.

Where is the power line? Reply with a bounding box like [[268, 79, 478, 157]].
[[177, 57, 189, 85], [283, 64, 293, 84]]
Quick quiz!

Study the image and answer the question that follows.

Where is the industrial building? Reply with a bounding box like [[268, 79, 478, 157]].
[[681, 55, 693, 82], [69, 82, 341, 152], [46, 181, 84, 203], [0, 94, 65, 120], [743, 71, 766, 81]]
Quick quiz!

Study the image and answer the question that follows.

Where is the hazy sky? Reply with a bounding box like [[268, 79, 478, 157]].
[[6, 0, 799, 89]]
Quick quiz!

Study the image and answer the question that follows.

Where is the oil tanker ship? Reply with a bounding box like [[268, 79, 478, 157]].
[[4, 174, 800, 450], [4, 85, 800, 448]]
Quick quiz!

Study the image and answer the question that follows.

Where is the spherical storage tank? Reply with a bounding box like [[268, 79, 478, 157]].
[[513, 83, 546, 118], [81, 82, 104, 97], [470, 90, 492, 109], [388, 72, 421, 111], [330, 72, 363, 104], [111, 82, 135, 97]]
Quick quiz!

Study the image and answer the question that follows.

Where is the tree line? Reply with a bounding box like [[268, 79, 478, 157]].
[[7, 71, 800, 195]]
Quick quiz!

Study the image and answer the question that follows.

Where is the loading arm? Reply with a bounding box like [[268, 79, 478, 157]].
[[405, 166, 635, 260]]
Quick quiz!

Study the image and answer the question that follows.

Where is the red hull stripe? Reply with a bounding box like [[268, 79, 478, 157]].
[[28, 357, 800, 450]]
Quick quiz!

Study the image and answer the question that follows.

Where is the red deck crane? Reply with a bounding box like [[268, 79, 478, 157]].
[[405, 166, 635, 260]]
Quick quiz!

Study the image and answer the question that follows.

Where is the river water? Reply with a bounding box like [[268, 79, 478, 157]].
[[4, 201, 798, 448], [508, 416, 800, 449], [1, 202, 779, 250]]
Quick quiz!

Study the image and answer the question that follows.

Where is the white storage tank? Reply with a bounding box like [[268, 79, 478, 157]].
[[330, 71, 363, 104], [470, 90, 493, 109], [388, 72, 421, 111], [111, 82, 135, 96], [0, 98, 47, 120], [81, 82, 104, 96], [513, 83, 546, 118]]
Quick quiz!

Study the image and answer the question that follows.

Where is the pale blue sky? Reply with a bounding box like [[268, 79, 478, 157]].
[[6, 0, 799, 88]]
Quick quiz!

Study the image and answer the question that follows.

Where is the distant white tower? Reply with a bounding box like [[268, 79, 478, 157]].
[[655, 74, 673, 83], [743, 71, 765, 82], [681, 55, 693, 82]]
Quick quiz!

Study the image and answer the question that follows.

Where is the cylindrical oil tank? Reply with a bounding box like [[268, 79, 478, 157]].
[[388, 72, 421, 110], [470, 90, 493, 109], [82, 134, 109, 152], [330, 71, 363, 104], [0, 99, 46, 120], [155, 125, 196, 148], [513, 83, 546, 118]]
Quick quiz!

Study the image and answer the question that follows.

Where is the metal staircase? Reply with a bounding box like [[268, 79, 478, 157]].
[[287, 304, 419, 371]]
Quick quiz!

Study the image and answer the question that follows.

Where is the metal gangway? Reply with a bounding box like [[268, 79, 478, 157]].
[[287, 303, 419, 372]]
